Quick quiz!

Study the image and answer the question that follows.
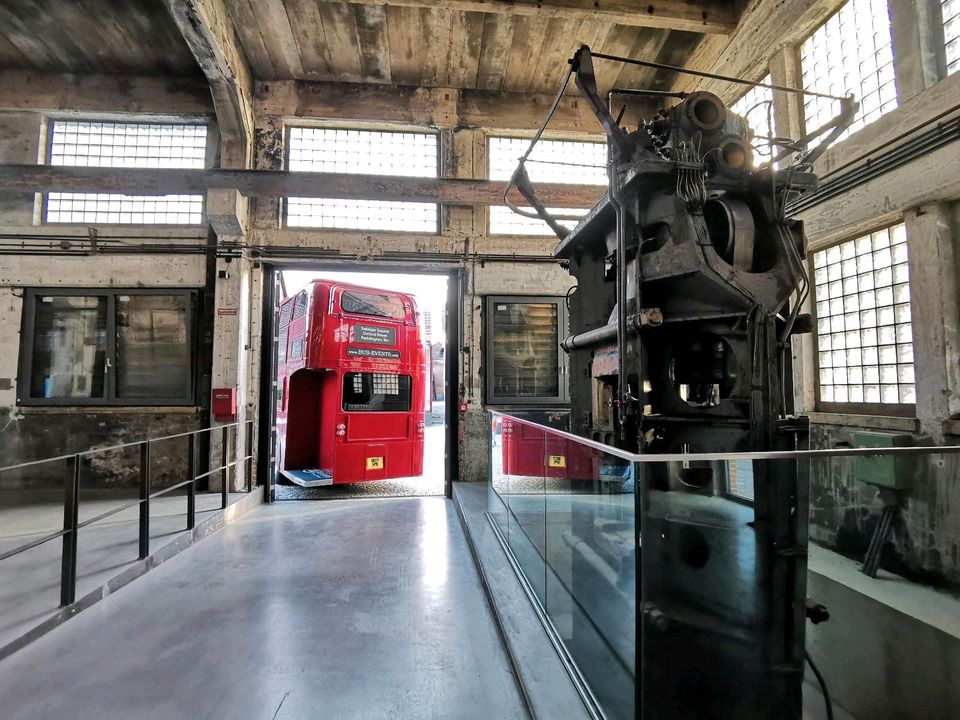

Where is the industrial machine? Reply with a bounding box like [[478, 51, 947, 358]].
[[503, 45, 855, 719], [274, 280, 426, 487]]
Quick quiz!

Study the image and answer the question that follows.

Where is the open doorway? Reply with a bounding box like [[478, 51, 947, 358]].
[[265, 267, 452, 501]]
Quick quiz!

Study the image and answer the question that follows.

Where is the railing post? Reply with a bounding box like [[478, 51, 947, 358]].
[[138, 441, 150, 560], [245, 420, 253, 493], [186, 433, 196, 531], [221, 425, 229, 509], [59, 454, 80, 607]]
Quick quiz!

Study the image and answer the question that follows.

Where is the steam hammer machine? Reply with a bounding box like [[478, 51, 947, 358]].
[[508, 46, 855, 719]]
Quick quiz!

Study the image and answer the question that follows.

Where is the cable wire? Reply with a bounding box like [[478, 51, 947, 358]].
[[805, 651, 834, 720]]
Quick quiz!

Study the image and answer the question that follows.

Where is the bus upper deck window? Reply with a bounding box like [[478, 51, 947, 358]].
[[342, 372, 412, 412], [340, 290, 406, 319]]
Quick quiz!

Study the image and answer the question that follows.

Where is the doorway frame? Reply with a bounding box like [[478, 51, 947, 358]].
[[257, 261, 461, 501]]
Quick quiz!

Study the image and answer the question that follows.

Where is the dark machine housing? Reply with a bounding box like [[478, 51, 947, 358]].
[[506, 46, 855, 719]]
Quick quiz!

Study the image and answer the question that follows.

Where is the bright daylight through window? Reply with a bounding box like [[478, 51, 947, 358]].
[[45, 121, 207, 224], [488, 137, 606, 235], [944, 0, 960, 74], [286, 127, 438, 232], [731, 76, 775, 165], [813, 224, 915, 406], [800, 0, 897, 142]]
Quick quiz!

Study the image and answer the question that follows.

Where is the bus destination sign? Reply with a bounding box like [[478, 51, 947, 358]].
[[352, 324, 396, 345]]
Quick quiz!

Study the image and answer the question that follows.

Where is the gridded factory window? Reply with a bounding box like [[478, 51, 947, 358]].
[[488, 136, 606, 236], [731, 76, 775, 165], [944, 0, 960, 75], [342, 372, 412, 412], [813, 224, 915, 409], [286, 127, 439, 232], [45, 120, 207, 224], [800, 0, 897, 142]]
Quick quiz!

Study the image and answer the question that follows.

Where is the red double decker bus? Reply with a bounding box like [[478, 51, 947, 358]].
[[275, 280, 426, 487]]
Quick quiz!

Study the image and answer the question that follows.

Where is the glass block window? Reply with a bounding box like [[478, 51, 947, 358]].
[[488, 137, 606, 235], [731, 76, 775, 165], [944, 0, 960, 75], [813, 224, 915, 407], [800, 0, 897, 142], [286, 127, 438, 232], [45, 120, 207, 224]]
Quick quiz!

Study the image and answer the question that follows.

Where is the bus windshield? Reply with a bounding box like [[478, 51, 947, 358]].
[[340, 289, 406, 319]]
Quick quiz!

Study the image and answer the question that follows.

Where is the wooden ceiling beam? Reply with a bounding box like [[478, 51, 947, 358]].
[[163, 0, 255, 168], [671, 0, 843, 100], [0, 165, 604, 208], [255, 79, 656, 133], [319, 1, 737, 34], [0, 70, 214, 116]]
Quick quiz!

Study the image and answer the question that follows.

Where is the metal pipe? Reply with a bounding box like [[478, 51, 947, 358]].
[[561, 310, 663, 352], [187, 433, 196, 531], [138, 442, 150, 560], [221, 426, 229, 510], [59, 455, 80, 607], [245, 420, 253, 493]]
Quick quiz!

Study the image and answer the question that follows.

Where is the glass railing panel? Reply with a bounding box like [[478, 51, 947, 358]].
[[638, 456, 803, 719], [543, 434, 636, 720], [487, 414, 510, 537], [502, 415, 547, 605], [488, 410, 960, 720]]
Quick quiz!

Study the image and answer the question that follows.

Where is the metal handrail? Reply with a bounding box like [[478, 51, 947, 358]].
[[0, 422, 247, 474], [0, 420, 256, 608], [488, 409, 960, 463]]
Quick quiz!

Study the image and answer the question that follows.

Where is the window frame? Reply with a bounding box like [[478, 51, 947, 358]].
[[282, 123, 442, 234], [42, 117, 211, 227], [17, 287, 199, 407], [810, 223, 916, 418], [485, 133, 607, 237], [484, 295, 570, 405]]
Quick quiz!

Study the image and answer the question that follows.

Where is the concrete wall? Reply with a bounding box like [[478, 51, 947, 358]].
[[727, 4, 960, 589], [0, 79, 588, 495], [0, 107, 213, 490]]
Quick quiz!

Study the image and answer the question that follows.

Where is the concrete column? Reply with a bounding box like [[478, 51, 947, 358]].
[[0, 112, 43, 226], [209, 252, 254, 491], [769, 46, 804, 153], [905, 202, 960, 440], [251, 115, 284, 230], [441, 127, 479, 237], [890, 0, 944, 102], [770, 46, 816, 415]]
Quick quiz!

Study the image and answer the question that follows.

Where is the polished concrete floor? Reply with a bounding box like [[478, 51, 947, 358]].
[[0, 497, 527, 720], [0, 490, 246, 650]]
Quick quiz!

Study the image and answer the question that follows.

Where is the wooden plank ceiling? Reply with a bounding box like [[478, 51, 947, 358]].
[[0, 0, 202, 77], [227, 0, 711, 94]]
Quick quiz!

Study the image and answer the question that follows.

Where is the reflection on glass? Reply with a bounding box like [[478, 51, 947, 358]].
[[30, 295, 107, 399], [116, 295, 190, 399], [490, 302, 560, 398], [489, 412, 636, 720]]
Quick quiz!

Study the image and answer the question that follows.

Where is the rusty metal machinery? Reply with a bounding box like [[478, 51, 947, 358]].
[[505, 46, 855, 719]]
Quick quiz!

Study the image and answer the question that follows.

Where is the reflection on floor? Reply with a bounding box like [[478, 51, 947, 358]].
[[0, 497, 526, 720], [275, 423, 446, 500], [0, 489, 245, 650]]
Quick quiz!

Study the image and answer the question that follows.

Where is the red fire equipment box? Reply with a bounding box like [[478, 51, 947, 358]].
[[212, 388, 237, 421]]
